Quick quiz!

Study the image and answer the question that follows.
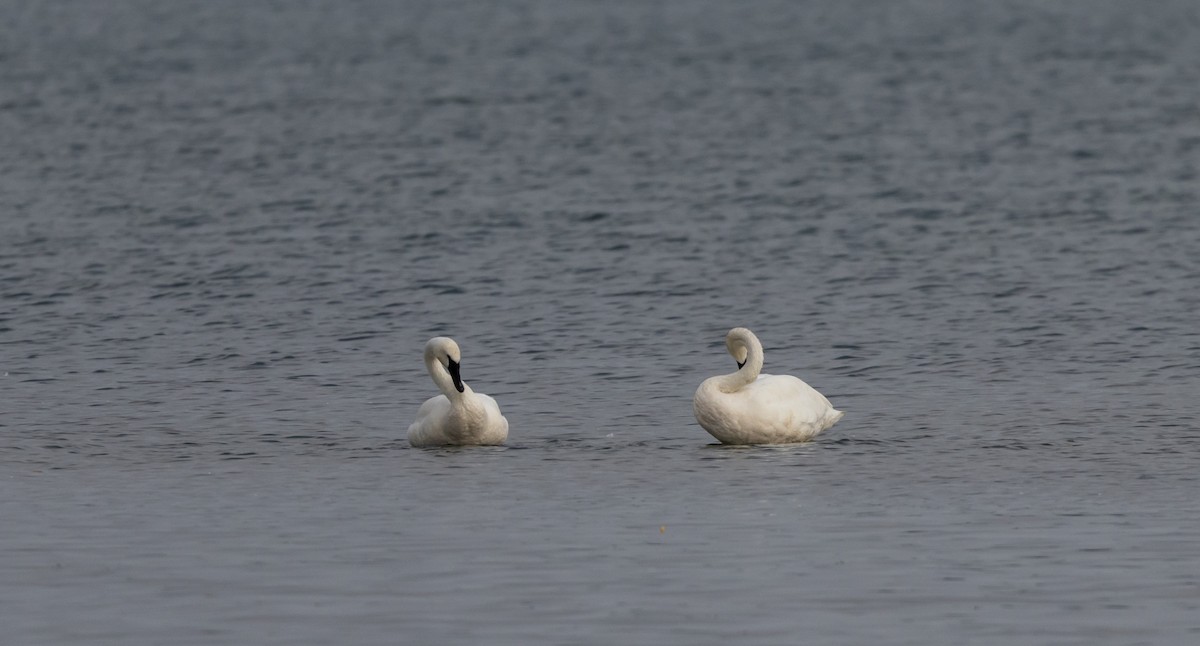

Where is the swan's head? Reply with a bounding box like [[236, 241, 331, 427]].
[[424, 336, 464, 392], [725, 327, 757, 370]]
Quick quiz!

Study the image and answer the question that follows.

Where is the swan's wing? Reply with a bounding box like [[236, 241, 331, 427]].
[[750, 374, 839, 424], [475, 392, 505, 419], [413, 394, 451, 420], [474, 392, 510, 443], [407, 394, 451, 446]]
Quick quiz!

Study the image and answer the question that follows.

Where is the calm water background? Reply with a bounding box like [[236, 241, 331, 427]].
[[3, 1, 1200, 644]]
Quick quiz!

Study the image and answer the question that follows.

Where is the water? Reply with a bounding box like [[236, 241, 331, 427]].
[[3, 1, 1199, 643]]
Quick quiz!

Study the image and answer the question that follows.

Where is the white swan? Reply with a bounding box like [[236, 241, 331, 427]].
[[693, 327, 843, 445], [407, 337, 509, 447]]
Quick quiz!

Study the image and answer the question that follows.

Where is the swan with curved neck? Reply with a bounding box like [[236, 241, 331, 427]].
[[407, 337, 509, 447], [693, 327, 843, 444]]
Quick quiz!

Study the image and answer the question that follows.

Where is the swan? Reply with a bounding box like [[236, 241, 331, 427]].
[[693, 327, 843, 445], [407, 337, 509, 447]]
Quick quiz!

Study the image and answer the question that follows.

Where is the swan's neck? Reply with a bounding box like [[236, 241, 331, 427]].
[[426, 358, 469, 400], [719, 335, 764, 392]]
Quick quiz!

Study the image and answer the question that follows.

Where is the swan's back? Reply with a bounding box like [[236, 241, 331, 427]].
[[754, 374, 839, 422]]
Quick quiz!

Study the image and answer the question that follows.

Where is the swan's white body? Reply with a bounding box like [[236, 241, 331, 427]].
[[407, 337, 509, 447], [694, 328, 843, 445]]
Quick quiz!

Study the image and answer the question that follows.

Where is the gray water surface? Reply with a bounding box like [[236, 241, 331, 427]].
[[3, 1, 1200, 644]]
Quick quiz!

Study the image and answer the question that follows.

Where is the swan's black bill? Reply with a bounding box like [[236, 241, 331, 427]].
[[737, 359, 746, 369], [448, 359, 464, 392]]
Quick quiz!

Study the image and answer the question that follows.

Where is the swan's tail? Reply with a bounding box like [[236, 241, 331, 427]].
[[825, 408, 845, 427]]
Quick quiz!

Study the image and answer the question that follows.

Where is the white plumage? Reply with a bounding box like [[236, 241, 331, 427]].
[[694, 327, 843, 445], [407, 337, 509, 447]]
